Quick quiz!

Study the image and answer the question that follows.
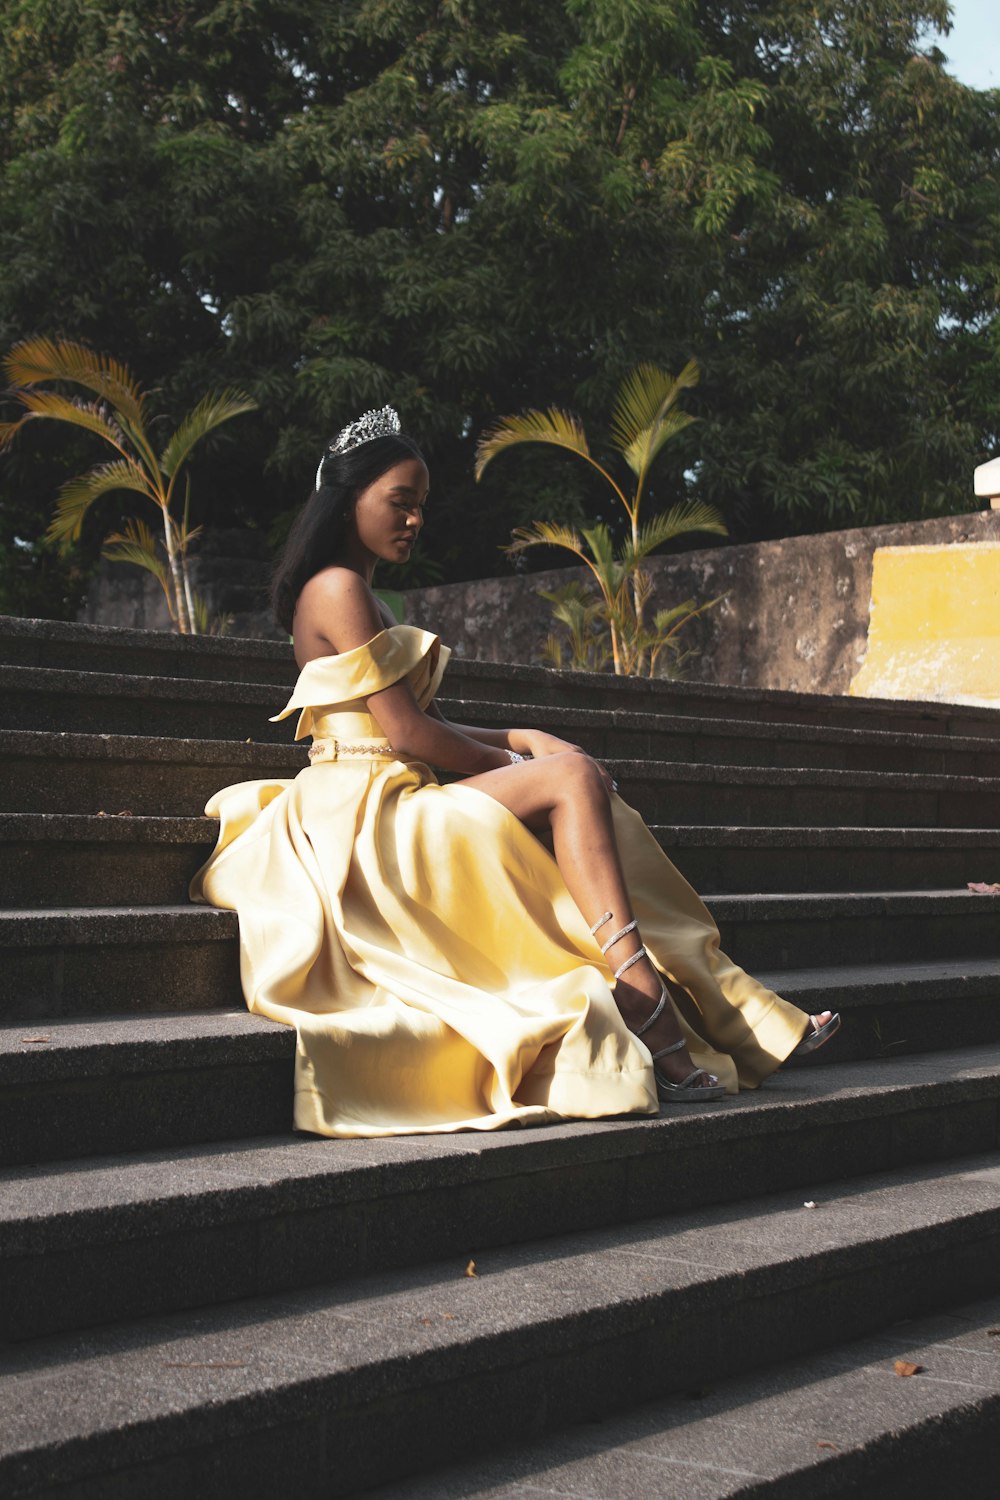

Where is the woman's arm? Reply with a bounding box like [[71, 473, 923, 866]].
[[300, 572, 591, 772], [426, 702, 583, 759], [369, 677, 512, 773], [302, 572, 509, 773]]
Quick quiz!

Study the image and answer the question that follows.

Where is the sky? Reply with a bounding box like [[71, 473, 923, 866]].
[[930, 0, 1000, 90]]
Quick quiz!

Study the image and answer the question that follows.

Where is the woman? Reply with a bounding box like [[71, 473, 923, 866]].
[[191, 408, 838, 1138]]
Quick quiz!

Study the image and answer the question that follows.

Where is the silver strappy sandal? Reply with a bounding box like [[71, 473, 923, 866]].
[[792, 1011, 841, 1056], [591, 912, 727, 1103]]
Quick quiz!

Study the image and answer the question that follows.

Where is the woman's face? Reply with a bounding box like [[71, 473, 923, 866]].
[[348, 457, 429, 567]]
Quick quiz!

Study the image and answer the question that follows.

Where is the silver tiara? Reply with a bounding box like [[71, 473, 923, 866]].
[[314, 406, 401, 489]]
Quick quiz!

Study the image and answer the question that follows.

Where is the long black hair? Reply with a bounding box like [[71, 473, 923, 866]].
[[271, 432, 425, 633]]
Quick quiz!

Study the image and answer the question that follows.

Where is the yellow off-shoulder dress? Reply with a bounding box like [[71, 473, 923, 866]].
[[190, 625, 809, 1137]]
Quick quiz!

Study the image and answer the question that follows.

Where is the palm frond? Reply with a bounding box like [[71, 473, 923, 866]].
[[506, 520, 586, 557], [579, 523, 628, 595], [652, 597, 701, 632], [610, 359, 699, 451], [101, 518, 169, 585], [541, 633, 565, 670], [475, 408, 591, 479], [653, 592, 726, 639], [621, 409, 698, 482], [5, 337, 147, 427], [620, 501, 727, 567], [579, 521, 616, 568], [46, 460, 152, 545], [610, 359, 700, 481], [538, 583, 612, 673], [0, 416, 30, 453], [16, 391, 128, 452], [158, 389, 258, 479]]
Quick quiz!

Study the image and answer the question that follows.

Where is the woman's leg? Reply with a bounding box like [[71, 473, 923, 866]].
[[464, 752, 833, 1082], [462, 752, 715, 1087]]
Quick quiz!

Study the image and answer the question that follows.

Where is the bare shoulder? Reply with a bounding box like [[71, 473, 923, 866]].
[[294, 568, 385, 662]]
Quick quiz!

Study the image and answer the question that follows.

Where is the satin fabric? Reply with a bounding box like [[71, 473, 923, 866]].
[[190, 625, 809, 1138]]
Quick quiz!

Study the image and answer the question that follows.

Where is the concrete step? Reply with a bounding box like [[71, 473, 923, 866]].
[[712, 890, 1000, 970], [656, 824, 1000, 895], [0, 906, 239, 1021], [5, 728, 998, 831], [610, 759, 1000, 829], [5, 613, 1000, 739], [0, 1011, 292, 1167], [0, 664, 296, 744], [6, 814, 999, 908], [455, 698, 1000, 778], [371, 1291, 1000, 1500], [2, 1151, 1000, 1495], [3, 1047, 998, 1341], [0, 814, 214, 907], [3, 898, 997, 1024], [8, 664, 1000, 778], [0, 729, 306, 817], [0, 613, 297, 687], [4, 961, 998, 1165]]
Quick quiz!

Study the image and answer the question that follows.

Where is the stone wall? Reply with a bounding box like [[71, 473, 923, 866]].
[[400, 510, 1000, 695], [78, 509, 1000, 695], [78, 528, 287, 642]]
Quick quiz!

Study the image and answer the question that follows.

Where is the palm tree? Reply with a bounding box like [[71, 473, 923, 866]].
[[0, 337, 257, 634], [475, 361, 726, 675]]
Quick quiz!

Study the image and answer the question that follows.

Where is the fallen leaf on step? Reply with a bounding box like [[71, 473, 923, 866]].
[[464, 1259, 478, 1278], [21, 1036, 50, 1044], [986, 1328, 1000, 1337], [967, 882, 1000, 893], [894, 1360, 923, 1377], [817, 1441, 839, 1450]]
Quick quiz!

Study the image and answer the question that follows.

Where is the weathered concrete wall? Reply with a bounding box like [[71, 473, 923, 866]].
[[78, 528, 287, 642], [850, 541, 1000, 707], [78, 510, 1000, 695], [400, 510, 1000, 695]]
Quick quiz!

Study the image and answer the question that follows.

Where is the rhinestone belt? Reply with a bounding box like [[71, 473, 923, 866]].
[[308, 738, 397, 764]]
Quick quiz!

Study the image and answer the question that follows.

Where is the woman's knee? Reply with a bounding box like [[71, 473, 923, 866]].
[[549, 750, 610, 804]]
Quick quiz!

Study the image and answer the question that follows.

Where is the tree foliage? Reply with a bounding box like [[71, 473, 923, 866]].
[[1, 0, 997, 618]]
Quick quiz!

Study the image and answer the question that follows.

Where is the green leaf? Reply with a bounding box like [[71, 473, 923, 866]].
[[101, 517, 168, 583], [653, 592, 726, 637], [475, 408, 591, 480], [46, 460, 152, 545], [13, 392, 128, 453], [159, 389, 259, 479], [506, 519, 587, 556], [610, 360, 700, 481], [621, 502, 727, 567], [4, 337, 148, 428]]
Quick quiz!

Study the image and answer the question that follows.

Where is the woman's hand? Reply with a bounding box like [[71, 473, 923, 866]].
[[510, 730, 618, 794], [510, 729, 582, 759]]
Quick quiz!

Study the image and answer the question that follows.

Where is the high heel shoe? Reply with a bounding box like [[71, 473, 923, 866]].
[[792, 1011, 841, 1056], [591, 912, 728, 1103]]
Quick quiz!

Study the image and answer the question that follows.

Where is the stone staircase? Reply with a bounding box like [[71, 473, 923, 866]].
[[1, 614, 999, 1498]]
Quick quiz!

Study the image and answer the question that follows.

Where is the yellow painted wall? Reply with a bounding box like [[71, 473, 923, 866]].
[[849, 542, 1000, 706]]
